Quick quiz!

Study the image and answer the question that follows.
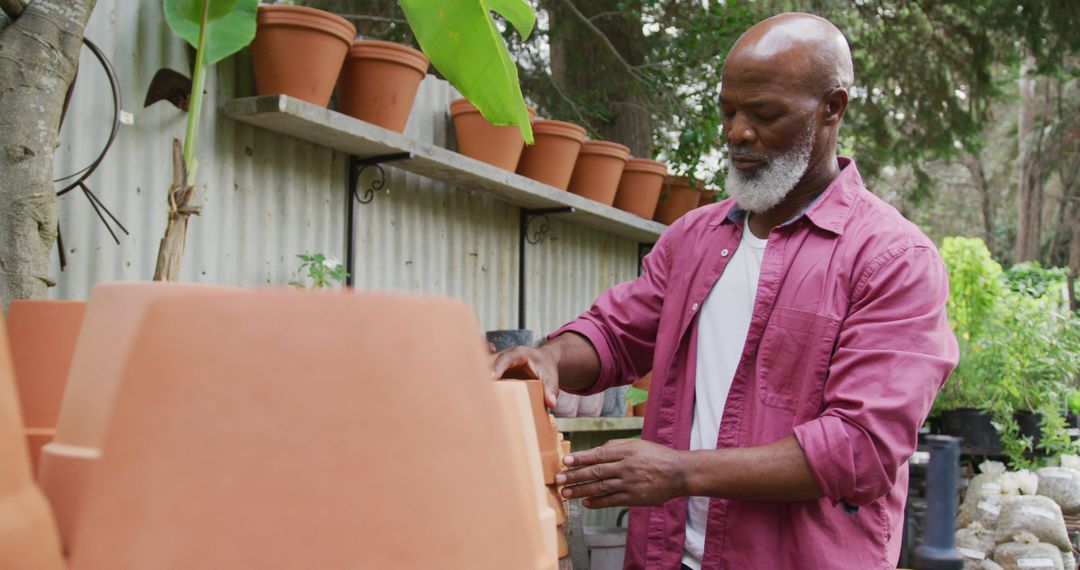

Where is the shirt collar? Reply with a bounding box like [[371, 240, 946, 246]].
[[713, 156, 861, 236]]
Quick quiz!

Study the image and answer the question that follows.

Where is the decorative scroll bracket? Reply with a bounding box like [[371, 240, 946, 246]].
[[518, 207, 575, 330], [345, 152, 413, 286]]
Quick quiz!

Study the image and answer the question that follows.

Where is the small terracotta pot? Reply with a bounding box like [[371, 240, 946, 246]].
[[6, 300, 86, 476], [336, 40, 429, 133], [524, 380, 561, 486], [0, 317, 65, 570], [566, 141, 631, 206], [252, 5, 355, 107], [612, 158, 667, 219], [516, 120, 587, 190], [698, 187, 719, 208], [653, 176, 701, 225], [451, 99, 536, 170]]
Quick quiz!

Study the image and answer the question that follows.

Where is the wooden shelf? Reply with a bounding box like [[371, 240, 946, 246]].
[[556, 417, 644, 432], [225, 95, 666, 243]]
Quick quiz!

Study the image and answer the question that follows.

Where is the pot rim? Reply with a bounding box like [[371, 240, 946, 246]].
[[450, 98, 537, 120], [579, 140, 631, 160], [624, 158, 668, 176], [257, 4, 356, 47], [532, 119, 587, 142], [347, 39, 429, 75], [664, 175, 704, 190]]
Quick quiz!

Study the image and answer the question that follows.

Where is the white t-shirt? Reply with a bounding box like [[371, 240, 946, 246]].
[[682, 217, 768, 569]]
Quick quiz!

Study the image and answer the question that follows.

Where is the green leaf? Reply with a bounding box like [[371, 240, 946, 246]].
[[178, 0, 239, 23], [626, 387, 648, 407], [164, 0, 257, 65], [398, 0, 535, 143]]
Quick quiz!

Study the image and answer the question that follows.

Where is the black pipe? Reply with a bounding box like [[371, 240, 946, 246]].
[[914, 435, 963, 570]]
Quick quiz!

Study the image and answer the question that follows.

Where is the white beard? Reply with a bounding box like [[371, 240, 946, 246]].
[[726, 128, 815, 214]]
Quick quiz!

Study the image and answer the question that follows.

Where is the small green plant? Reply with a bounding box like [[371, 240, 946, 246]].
[[289, 253, 348, 289], [626, 386, 648, 407]]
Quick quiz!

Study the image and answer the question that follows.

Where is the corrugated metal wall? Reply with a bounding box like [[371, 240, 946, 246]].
[[50, 0, 638, 336]]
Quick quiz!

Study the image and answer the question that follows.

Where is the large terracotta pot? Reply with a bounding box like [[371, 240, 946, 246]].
[[6, 300, 86, 475], [69, 290, 537, 569], [516, 120, 587, 190], [38, 282, 232, 554], [0, 316, 64, 570], [252, 5, 355, 107], [336, 39, 429, 133], [567, 141, 631, 206], [653, 176, 701, 225], [494, 381, 558, 570], [612, 158, 667, 219], [451, 99, 536, 170]]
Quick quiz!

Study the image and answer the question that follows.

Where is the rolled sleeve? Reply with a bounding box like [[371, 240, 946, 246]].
[[548, 233, 672, 395], [793, 245, 959, 506]]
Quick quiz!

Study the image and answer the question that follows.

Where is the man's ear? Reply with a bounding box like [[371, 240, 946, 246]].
[[823, 88, 849, 125]]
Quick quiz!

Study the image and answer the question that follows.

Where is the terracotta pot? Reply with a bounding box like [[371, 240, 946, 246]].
[[451, 99, 536, 170], [516, 120, 587, 190], [69, 290, 536, 569], [494, 382, 559, 570], [6, 300, 86, 475], [252, 5, 355, 107], [632, 373, 652, 417], [698, 187, 719, 208], [0, 316, 65, 570], [39, 282, 233, 554], [336, 39, 429, 133], [653, 176, 701, 225], [612, 158, 667, 219], [567, 141, 631, 206], [524, 380, 561, 485]]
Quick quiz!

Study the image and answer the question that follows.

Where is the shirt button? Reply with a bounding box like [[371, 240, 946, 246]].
[[721, 248, 730, 257], [692, 303, 700, 311]]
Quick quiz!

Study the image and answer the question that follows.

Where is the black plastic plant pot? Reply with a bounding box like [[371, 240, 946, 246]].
[[486, 329, 534, 352], [1013, 411, 1043, 452], [935, 408, 1002, 454]]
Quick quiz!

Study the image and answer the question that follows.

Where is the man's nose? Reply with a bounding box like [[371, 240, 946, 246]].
[[725, 114, 757, 147]]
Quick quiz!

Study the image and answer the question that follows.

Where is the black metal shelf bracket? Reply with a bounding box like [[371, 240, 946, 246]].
[[349, 152, 411, 204], [345, 152, 413, 286], [518, 207, 575, 330], [638, 242, 654, 277]]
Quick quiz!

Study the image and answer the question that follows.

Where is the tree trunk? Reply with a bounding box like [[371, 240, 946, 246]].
[[962, 153, 995, 255], [0, 0, 98, 311], [1069, 200, 1079, 313], [1015, 55, 1040, 263], [547, 0, 653, 157]]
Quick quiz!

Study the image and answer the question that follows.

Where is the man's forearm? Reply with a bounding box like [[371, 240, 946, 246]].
[[680, 436, 824, 502], [543, 332, 602, 393]]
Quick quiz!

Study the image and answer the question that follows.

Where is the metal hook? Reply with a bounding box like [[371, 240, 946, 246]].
[[349, 153, 411, 204]]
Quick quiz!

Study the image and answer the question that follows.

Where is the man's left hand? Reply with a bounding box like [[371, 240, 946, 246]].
[[554, 438, 687, 509]]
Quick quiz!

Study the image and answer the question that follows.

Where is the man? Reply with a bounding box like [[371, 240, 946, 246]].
[[493, 12, 958, 570]]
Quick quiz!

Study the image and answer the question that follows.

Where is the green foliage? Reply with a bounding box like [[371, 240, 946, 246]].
[[398, 0, 535, 142], [164, 0, 257, 66], [626, 386, 649, 407], [937, 236, 1080, 466], [289, 253, 349, 289], [1004, 262, 1069, 301], [163, 0, 257, 177]]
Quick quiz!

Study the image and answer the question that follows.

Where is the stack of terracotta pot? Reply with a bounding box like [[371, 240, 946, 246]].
[[252, 4, 430, 134], [3, 283, 574, 569]]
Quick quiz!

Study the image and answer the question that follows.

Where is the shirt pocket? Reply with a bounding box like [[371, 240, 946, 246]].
[[755, 307, 840, 412]]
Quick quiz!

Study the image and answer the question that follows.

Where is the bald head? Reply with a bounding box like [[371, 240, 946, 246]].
[[726, 13, 853, 95]]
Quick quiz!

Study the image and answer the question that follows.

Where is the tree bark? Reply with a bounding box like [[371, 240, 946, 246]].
[[1015, 55, 1041, 263], [153, 140, 199, 281], [961, 153, 995, 255], [0, 0, 98, 311], [547, 0, 653, 157]]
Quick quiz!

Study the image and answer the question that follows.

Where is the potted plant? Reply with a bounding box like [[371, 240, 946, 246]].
[[567, 140, 631, 206]]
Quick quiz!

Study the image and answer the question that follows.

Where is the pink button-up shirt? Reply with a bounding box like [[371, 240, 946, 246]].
[[553, 158, 959, 569]]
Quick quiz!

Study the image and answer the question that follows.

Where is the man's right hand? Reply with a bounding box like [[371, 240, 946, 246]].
[[491, 346, 561, 409]]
